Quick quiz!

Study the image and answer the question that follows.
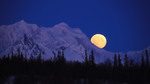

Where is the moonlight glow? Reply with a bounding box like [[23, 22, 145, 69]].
[[91, 34, 107, 48]]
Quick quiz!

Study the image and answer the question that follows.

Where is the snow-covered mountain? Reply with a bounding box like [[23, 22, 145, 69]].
[[0, 20, 149, 63]]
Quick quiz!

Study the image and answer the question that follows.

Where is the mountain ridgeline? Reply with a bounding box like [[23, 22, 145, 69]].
[[0, 20, 150, 64], [0, 20, 150, 84]]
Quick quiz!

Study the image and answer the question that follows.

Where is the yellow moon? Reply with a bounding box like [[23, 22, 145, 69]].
[[91, 34, 107, 48]]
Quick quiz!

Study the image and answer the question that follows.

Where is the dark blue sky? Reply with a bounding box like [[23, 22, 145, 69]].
[[0, 0, 150, 52]]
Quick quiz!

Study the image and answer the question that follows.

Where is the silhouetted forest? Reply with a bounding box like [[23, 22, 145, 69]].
[[0, 49, 150, 84]]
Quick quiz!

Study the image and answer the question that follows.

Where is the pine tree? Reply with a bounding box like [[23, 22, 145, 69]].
[[52, 51, 57, 61], [114, 53, 117, 67], [19, 52, 24, 62], [105, 58, 111, 67], [124, 53, 129, 68], [118, 54, 122, 68], [55, 50, 66, 64], [37, 52, 42, 63], [29, 55, 34, 62], [4, 54, 10, 63], [129, 59, 134, 67], [61, 50, 66, 63], [141, 54, 145, 68], [145, 49, 149, 67], [57, 50, 61, 61], [84, 50, 88, 64], [89, 50, 95, 65], [3, 55, 6, 60]]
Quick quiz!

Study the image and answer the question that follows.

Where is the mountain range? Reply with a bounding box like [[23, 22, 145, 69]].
[[0, 20, 149, 63]]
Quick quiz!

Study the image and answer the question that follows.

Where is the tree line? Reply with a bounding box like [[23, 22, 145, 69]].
[[0, 49, 150, 84]]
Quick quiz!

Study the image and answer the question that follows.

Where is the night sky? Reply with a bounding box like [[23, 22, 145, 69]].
[[0, 0, 150, 52]]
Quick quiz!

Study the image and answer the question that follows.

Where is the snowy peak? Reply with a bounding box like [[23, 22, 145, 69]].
[[53, 22, 70, 31], [0, 20, 150, 63], [16, 20, 27, 24], [12, 20, 28, 28], [54, 22, 69, 28]]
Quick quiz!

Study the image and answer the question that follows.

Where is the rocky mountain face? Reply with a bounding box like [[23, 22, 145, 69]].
[[0, 20, 149, 63]]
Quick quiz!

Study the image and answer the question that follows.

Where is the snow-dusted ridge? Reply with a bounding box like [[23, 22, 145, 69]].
[[0, 20, 149, 63]]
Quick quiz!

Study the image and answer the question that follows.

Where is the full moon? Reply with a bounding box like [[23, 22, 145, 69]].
[[91, 34, 107, 48]]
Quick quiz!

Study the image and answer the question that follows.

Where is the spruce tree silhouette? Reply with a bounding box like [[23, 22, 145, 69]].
[[118, 54, 122, 68], [124, 53, 129, 68], [0, 49, 150, 84], [113, 53, 117, 68], [89, 50, 95, 66], [141, 54, 145, 68], [84, 50, 88, 65], [145, 49, 149, 67], [37, 52, 42, 63]]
